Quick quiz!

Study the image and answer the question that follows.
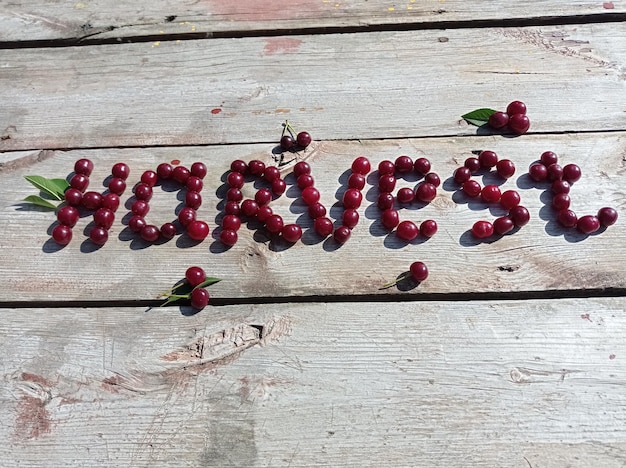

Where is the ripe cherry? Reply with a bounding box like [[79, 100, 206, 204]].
[[420, 220, 437, 238], [577, 215, 600, 234], [227, 171, 245, 188], [496, 159, 516, 179], [425, 173, 441, 187], [131, 200, 150, 216], [102, 193, 120, 212], [396, 220, 419, 241], [141, 170, 158, 187], [472, 220, 494, 239], [378, 160, 395, 175], [230, 160, 248, 174], [381, 209, 400, 230], [454, 167, 472, 184], [64, 188, 83, 207], [94, 208, 115, 229], [348, 173, 366, 190], [220, 229, 238, 246], [508, 114, 530, 134], [506, 100, 527, 116], [254, 188, 273, 206], [464, 157, 481, 174], [308, 202, 327, 219], [547, 163, 563, 181], [540, 151, 558, 167], [157, 163, 174, 179], [598, 207, 618, 227], [394, 156, 413, 173], [314, 217, 334, 237], [191, 162, 208, 179], [297, 174, 315, 189], [302, 187, 321, 206], [111, 162, 130, 180], [263, 166, 281, 182], [351, 156, 371, 175], [379, 175, 396, 193], [481, 185, 501, 203], [528, 163, 548, 182], [552, 193, 571, 211], [187, 220, 210, 241], [108, 177, 126, 195], [82, 191, 103, 210], [222, 214, 241, 231], [190, 288, 210, 310], [294, 161, 311, 177], [494, 216, 515, 235], [342, 209, 359, 229], [562, 164, 582, 184], [160, 222, 177, 239], [240, 199, 259, 217], [128, 215, 146, 233], [557, 209, 578, 228], [224, 201, 241, 216], [462, 180, 482, 198], [178, 207, 196, 227], [478, 150, 498, 169], [488, 111, 509, 129], [172, 166, 190, 184], [140, 225, 160, 242], [271, 178, 287, 195], [265, 215, 284, 234], [186, 176, 203, 193], [52, 224, 73, 246], [74, 158, 94, 176], [280, 135, 295, 150], [296, 131, 312, 148], [413, 158, 431, 176], [257, 205, 273, 223], [509, 206, 530, 227], [185, 191, 202, 210], [551, 180, 570, 194], [333, 225, 351, 243], [397, 187, 415, 204], [57, 206, 79, 227], [248, 160, 266, 177], [378, 192, 394, 210], [343, 188, 363, 209], [134, 183, 153, 201], [185, 266, 206, 287], [70, 173, 89, 192], [90, 226, 109, 245], [409, 261, 428, 282], [500, 190, 520, 210], [226, 188, 243, 202], [415, 183, 437, 203], [282, 224, 303, 243]]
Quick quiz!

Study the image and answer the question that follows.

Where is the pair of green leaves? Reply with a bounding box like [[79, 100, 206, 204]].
[[461, 108, 497, 127], [159, 277, 222, 307], [23, 175, 69, 210]]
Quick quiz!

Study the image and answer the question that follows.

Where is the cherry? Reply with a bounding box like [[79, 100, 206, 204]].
[[102, 193, 120, 212], [478, 150, 498, 169], [297, 174, 315, 189], [128, 215, 147, 233], [187, 220, 210, 241], [160, 222, 177, 239], [299, 187, 319, 206], [141, 170, 158, 187], [74, 158, 94, 176], [496, 159, 515, 179], [111, 162, 130, 180], [178, 207, 196, 227], [506, 100, 527, 116], [540, 151, 558, 167], [294, 161, 311, 177], [509, 205, 530, 227], [378, 160, 395, 175], [420, 220, 437, 238], [494, 216, 515, 235], [481, 184, 502, 204], [577, 215, 600, 234], [342, 209, 359, 229], [131, 200, 150, 217], [64, 188, 83, 207], [409, 261, 428, 282], [227, 171, 245, 188], [220, 229, 238, 246], [90, 226, 109, 245], [396, 220, 419, 241], [70, 173, 89, 192], [134, 183, 153, 201], [557, 209, 578, 228], [425, 173, 441, 187], [308, 202, 327, 219], [191, 162, 207, 179], [378, 192, 395, 210], [395, 155, 413, 173], [343, 188, 363, 209], [257, 206, 273, 223], [415, 183, 437, 203], [94, 208, 115, 229], [240, 199, 259, 217], [381, 209, 400, 230], [140, 224, 160, 242], [186, 176, 203, 193], [351, 156, 371, 175], [271, 178, 287, 195], [413, 158, 431, 176], [52, 224, 73, 245], [222, 214, 241, 231], [348, 173, 366, 190], [508, 114, 530, 134], [57, 206, 79, 227], [314, 217, 334, 237], [230, 160, 248, 174], [190, 288, 210, 310], [263, 166, 281, 182], [82, 191, 103, 210], [265, 215, 284, 234], [333, 226, 351, 243], [528, 163, 548, 182], [280, 135, 295, 150], [379, 175, 396, 193], [224, 201, 241, 216], [500, 190, 520, 210], [552, 193, 571, 211], [296, 131, 312, 148], [185, 266, 206, 286], [453, 167, 472, 184], [108, 177, 126, 195], [464, 157, 481, 174], [472, 220, 494, 239], [172, 166, 190, 185], [185, 191, 202, 210], [254, 188, 273, 206], [551, 180, 570, 194], [547, 164, 563, 181], [226, 187, 243, 202], [157, 163, 173, 179], [282, 224, 303, 243], [488, 111, 509, 129], [562, 164, 582, 184], [598, 207, 618, 227], [462, 180, 482, 198], [397, 187, 415, 204], [248, 160, 265, 177]]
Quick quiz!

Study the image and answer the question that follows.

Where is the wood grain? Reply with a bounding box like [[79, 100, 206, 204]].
[[2, 298, 625, 466], [1, 23, 626, 151], [1, 133, 624, 303], [1, 1, 624, 42]]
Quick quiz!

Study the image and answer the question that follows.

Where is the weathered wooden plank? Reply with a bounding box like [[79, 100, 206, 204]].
[[1, 0, 624, 43], [0, 133, 624, 302], [2, 298, 626, 466], [1, 24, 626, 151]]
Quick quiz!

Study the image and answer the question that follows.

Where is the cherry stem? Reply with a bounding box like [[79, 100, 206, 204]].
[[282, 120, 296, 138], [380, 272, 412, 289]]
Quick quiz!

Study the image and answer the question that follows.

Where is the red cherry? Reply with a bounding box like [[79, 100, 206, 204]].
[[506, 100, 527, 116], [508, 113, 530, 135], [472, 220, 494, 239], [488, 111, 509, 129]]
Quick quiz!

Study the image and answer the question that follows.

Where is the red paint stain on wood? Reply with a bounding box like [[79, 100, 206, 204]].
[[603, 2, 615, 9], [581, 313, 591, 322], [203, 0, 320, 22], [101, 375, 122, 393], [263, 37, 303, 56], [610, 354, 616, 360], [14, 395, 52, 440], [211, 108, 222, 114], [21, 373, 55, 388], [171, 159, 181, 165]]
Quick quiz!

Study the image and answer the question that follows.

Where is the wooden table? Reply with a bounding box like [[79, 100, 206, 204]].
[[1, 2, 625, 466]]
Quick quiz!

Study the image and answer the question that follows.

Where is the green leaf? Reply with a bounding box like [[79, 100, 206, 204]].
[[461, 108, 497, 127], [24, 175, 69, 201], [22, 195, 58, 210], [196, 277, 222, 288]]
